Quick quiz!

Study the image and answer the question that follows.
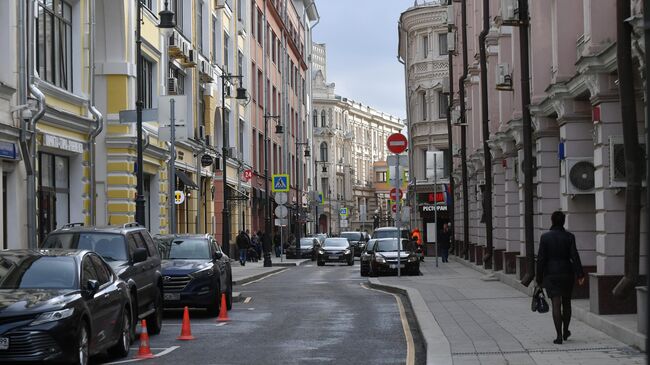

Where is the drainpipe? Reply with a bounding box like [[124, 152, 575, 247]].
[[459, 0, 470, 260], [88, 0, 104, 226], [643, 0, 650, 353], [446, 0, 455, 249], [479, 0, 493, 268], [26, 0, 46, 248], [517, 0, 535, 287], [612, 0, 642, 298], [397, 19, 414, 232]]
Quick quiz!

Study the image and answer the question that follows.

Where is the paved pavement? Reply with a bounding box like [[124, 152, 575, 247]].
[[370, 260, 645, 365]]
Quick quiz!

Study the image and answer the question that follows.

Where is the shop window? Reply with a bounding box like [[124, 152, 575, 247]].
[[38, 153, 70, 243]]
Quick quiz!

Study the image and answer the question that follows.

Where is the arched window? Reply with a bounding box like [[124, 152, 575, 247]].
[[321, 110, 326, 127], [320, 142, 328, 161], [313, 110, 318, 127]]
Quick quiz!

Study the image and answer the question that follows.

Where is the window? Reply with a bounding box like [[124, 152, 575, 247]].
[[239, 119, 245, 156], [251, 62, 257, 102], [142, 0, 153, 10], [224, 33, 230, 70], [258, 69, 263, 103], [89, 255, 111, 285], [271, 32, 277, 64], [313, 110, 318, 127], [421, 92, 427, 121], [237, 0, 245, 24], [439, 92, 449, 119], [251, 5, 256, 39], [212, 15, 218, 64], [198, 87, 206, 140], [438, 33, 448, 55], [320, 142, 328, 162], [171, 0, 183, 32], [321, 110, 326, 127], [197, 1, 204, 53], [375, 172, 386, 183], [38, 153, 70, 242], [423, 34, 429, 59], [141, 57, 153, 108], [36, 0, 73, 91], [257, 9, 263, 41], [238, 50, 244, 81]]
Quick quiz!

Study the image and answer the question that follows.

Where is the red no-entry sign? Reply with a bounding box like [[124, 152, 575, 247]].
[[387, 133, 408, 154], [390, 188, 403, 201], [391, 204, 398, 213]]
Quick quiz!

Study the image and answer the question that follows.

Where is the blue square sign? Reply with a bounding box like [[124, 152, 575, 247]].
[[272, 174, 290, 192]]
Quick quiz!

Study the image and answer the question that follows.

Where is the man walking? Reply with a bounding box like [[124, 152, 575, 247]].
[[236, 230, 250, 266], [438, 223, 451, 263]]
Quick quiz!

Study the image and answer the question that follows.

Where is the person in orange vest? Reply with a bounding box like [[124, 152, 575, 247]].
[[411, 229, 423, 261]]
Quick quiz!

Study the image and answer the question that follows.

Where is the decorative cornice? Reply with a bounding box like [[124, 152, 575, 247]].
[[41, 106, 94, 135]]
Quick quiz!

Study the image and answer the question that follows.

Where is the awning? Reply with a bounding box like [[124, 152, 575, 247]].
[[175, 169, 198, 190]]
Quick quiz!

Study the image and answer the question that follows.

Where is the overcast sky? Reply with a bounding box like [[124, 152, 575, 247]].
[[313, 0, 418, 120]]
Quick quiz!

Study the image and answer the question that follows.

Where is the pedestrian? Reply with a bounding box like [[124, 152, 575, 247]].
[[536, 211, 585, 345], [438, 223, 451, 263], [252, 231, 262, 259], [273, 231, 281, 257], [236, 230, 250, 266]]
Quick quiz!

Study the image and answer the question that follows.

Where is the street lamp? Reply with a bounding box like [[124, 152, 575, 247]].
[[135, 0, 175, 225], [294, 140, 310, 241], [221, 73, 247, 257], [263, 114, 281, 239]]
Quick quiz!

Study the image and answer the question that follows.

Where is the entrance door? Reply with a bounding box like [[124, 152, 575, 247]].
[[38, 153, 70, 243], [319, 214, 328, 234]]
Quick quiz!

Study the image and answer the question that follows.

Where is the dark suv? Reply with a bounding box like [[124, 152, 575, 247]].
[[41, 223, 164, 335]]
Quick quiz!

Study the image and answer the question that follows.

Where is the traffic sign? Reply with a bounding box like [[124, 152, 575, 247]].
[[340, 219, 349, 228], [318, 192, 324, 204], [275, 192, 288, 205], [274, 205, 288, 218], [271, 174, 290, 192], [387, 154, 409, 167], [339, 207, 348, 217], [387, 133, 408, 154], [391, 204, 398, 213], [174, 190, 185, 205], [242, 169, 253, 182], [390, 188, 403, 201], [274, 218, 288, 226]]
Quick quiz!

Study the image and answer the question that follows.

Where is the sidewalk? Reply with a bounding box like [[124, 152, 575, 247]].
[[369, 260, 645, 365]]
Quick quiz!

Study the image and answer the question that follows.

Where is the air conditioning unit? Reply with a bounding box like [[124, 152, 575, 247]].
[[500, 0, 519, 25], [199, 60, 214, 82], [608, 136, 647, 188], [447, 6, 455, 27], [495, 64, 513, 91], [227, 147, 238, 159], [182, 49, 197, 68], [442, 77, 450, 94], [167, 77, 178, 95], [447, 31, 456, 52], [168, 33, 183, 59], [215, 0, 226, 8], [564, 158, 595, 195]]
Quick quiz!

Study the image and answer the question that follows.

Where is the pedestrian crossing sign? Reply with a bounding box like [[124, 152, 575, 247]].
[[272, 174, 290, 192], [318, 192, 323, 204]]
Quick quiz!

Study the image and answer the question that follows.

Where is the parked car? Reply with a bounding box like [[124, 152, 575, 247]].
[[316, 238, 354, 266], [0, 249, 132, 364], [368, 238, 419, 276], [360, 238, 383, 276], [154, 234, 233, 315], [286, 237, 318, 259], [314, 233, 328, 245], [340, 231, 368, 257], [41, 223, 164, 335], [372, 227, 411, 240]]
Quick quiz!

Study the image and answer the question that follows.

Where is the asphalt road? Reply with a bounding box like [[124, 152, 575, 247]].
[[97, 262, 412, 365]]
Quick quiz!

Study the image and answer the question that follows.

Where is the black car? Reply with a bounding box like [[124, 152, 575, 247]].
[[371, 227, 411, 240], [155, 234, 233, 315], [340, 231, 368, 257], [316, 238, 354, 266], [0, 250, 132, 364], [368, 238, 420, 276], [41, 223, 164, 335], [360, 238, 382, 276], [286, 237, 318, 259]]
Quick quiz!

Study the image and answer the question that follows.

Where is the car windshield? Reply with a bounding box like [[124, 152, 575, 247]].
[[372, 229, 409, 240], [299, 238, 315, 248], [158, 238, 211, 260], [42, 233, 128, 262], [340, 232, 362, 241], [364, 240, 379, 252], [323, 238, 349, 248], [374, 239, 406, 252], [0, 255, 77, 289]]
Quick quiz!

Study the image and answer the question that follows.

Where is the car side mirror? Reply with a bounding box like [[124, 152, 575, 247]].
[[132, 247, 147, 263], [213, 251, 223, 260], [85, 279, 99, 297]]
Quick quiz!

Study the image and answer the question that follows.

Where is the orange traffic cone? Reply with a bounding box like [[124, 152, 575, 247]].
[[177, 306, 195, 340], [216, 293, 230, 322], [136, 319, 155, 359]]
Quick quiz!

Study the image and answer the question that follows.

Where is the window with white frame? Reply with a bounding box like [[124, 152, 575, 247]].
[[238, 51, 244, 81], [438, 33, 448, 55], [168, 64, 185, 95], [438, 92, 448, 119], [171, 0, 183, 33], [197, 0, 203, 54], [141, 57, 154, 108], [36, 0, 73, 91], [238, 119, 245, 157], [224, 33, 231, 71]]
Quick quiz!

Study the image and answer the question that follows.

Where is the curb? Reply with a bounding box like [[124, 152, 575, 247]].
[[367, 278, 452, 365], [232, 267, 287, 286]]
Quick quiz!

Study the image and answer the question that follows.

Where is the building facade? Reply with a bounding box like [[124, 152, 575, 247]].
[[312, 45, 403, 235], [398, 1, 451, 242]]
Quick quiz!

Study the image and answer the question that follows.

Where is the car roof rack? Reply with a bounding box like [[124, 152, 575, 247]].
[[122, 222, 141, 228], [62, 222, 85, 229]]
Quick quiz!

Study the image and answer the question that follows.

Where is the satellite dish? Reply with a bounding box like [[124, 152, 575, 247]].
[[569, 160, 595, 191]]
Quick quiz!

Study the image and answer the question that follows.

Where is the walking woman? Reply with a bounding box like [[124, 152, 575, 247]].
[[536, 211, 585, 344]]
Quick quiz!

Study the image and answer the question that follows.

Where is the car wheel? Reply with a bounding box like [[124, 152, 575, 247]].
[[146, 287, 163, 335], [77, 320, 89, 365], [226, 273, 233, 310], [206, 283, 221, 316], [108, 307, 131, 358]]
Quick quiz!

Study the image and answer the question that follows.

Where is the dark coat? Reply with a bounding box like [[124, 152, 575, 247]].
[[536, 226, 584, 296], [236, 232, 250, 250], [262, 232, 272, 253], [437, 229, 451, 249]]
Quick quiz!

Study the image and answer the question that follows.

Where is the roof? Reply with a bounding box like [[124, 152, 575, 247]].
[[48, 223, 146, 235], [0, 249, 88, 258], [154, 234, 211, 240]]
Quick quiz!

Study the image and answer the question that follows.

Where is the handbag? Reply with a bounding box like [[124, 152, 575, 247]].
[[531, 286, 549, 313]]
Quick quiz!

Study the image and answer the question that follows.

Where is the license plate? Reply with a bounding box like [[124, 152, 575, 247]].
[[164, 293, 180, 301], [0, 337, 8, 350], [329, 255, 339, 259], [389, 264, 405, 269]]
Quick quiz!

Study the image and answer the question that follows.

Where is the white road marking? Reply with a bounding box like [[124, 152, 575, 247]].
[[240, 269, 288, 286], [243, 297, 252, 304], [162, 322, 228, 326], [104, 346, 180, 364], [361, 283, 415, 365]]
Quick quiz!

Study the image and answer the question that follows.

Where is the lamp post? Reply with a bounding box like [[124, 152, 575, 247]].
[[263, 114, 282, 237], [313, 160, 329, 234], [221, 73, 247, 257], [295, 141, 310, 240], [135, 0, 174, 225]]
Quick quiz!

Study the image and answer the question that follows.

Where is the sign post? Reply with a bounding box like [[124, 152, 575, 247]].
[[387, 133, 407, 277]]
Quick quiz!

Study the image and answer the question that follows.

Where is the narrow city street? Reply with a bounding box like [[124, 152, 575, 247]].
[[98, 263, 415, 365]]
